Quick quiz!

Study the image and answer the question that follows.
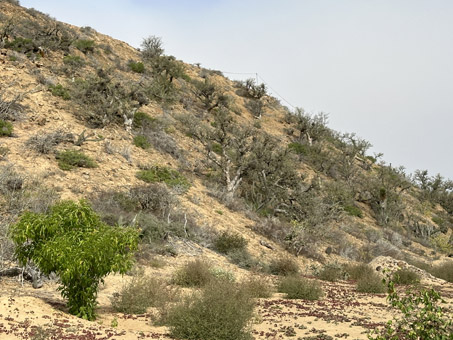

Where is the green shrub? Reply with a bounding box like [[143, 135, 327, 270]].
[[5, 37, 36, 53], [49, 84, 70, 100], [269, 256, 299, 276], [213, 231, 247, 254], [10, 200, 139, 320], [136, 166, 190, 191], [63, 55, 85, 67], [317, 263, 345, 282], [430, 261, 453, 282], [392, 269, 420, 285], [133, 135, 150, 149], [343, 204, 363, 218], [278, 275, 323, 300], [73, 39, 95, 53], [128, 61, 145, 73], [344, 263, 374, 281], [172, 259, 213, 287], [0, 119, 13, 137], [111, 271, 178, 314], [56, 149, 97, 170], [132, 111, 156, 129], [227, 248, 259, 270], [356, 273, 386, 293], [287, 142, 309, 155], [166, 279, 255, 340], [369, 277, 453, 339]]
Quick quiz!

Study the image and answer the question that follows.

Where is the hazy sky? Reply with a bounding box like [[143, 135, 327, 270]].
[[20, 0, 453, 179]]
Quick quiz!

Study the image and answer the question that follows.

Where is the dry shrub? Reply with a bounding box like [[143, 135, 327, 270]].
[[278, 275, 323, 300], [26, 130, 72, 154], [344, 263, 374, 281], [317, 263, 345, 282], [430, 261, 453, 283], [172, 259, 213, 287], [393, 269, 420, 285], [111, 271, 178, 314], [269, 256, 299, 276], [165, 279, 255, 340], [241, 276, 273, 298], [356, 273, 386, 293]]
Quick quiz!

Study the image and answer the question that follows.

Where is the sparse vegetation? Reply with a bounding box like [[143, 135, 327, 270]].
[[136, 165, 190, 191], [128, 61, 145, 73], [430, 261, 453, 282], [356, 274, 386, 293], [278, 275, 323, 300], [73, 39, 95, 53], [269, 257, 299, 276], [344, 263, 374, 281], [213, 231, 248, 254], [48, 84, 70, 100], [317, 263, 345, 282], [133, 134, 150, 149], [392, 269, 420, 285], [56, 149, 97, 170]]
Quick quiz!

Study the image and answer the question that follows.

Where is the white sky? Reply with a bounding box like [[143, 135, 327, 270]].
[[19, 0, 453, 180]]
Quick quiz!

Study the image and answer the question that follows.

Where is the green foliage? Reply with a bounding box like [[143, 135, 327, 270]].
[[392, 269, 420, 285], [10, 200, 139, 320], [356, 274, 386, 293], [56, 149, 97, 170], [343, 204, 363, 218], [287, 142, 309, 155], [0, 119, 13, 136], [369, 277, 453, 339], [278, 275, 323, 300], [172, 259, 213, 287], [136, 165, 190, 191], [166, 279, 255, 340], [269, 256, 299, 276], [48, 84, 70, 100], [63, 55, 85, 67], [111, 270, 178, 314], [73, 39, 95, 53], [133, 135, 150, 149], [128, 61, 145, 73], [213, 231, 248, 254], [429, 261, 453, 282], [237, 78, 267, 99]]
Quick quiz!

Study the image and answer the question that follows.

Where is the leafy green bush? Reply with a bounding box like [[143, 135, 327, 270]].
[[287, 142, 309, 155], [10, 200, 139, 320], [73, 39, 95, 53], [56, 149, 97, 170], [344, 263, 374, 281], [166, 279, 255, 340], [356, 273, 386, 293], [132, 111, 157, 129], [392, 269, 420, 285], [5, 37, 36, 54], [317, 263, 345, 282], [278, 275, 323, 300], [136, 165, 190, 191], [111, 271, 178, 314], [0, 119, 13, 137], [133, 135, 150, 149], [48, 84, 70, 100], [430, 261, 453, 282], [269, 256, 299, 276], [213, 231, 248, 254], [128, 61, 145, 73], [369, 277, 453, 339], [172, 259, 213, 287]]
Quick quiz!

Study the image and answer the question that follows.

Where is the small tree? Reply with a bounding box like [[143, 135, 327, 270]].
[[10, 200, 139, 320], [141, 35, 164, 60]]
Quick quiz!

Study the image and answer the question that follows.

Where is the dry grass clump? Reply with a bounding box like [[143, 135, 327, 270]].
[[165, 279, 255, 340], [240, 276, 273, 299], [317, 263, 345, 282], [172, 259, 213, 287], [278, 275, 323, 300], [344, 263, 375, 281], [392, 269, 420, 285], [111, 271, 178, 314], [430, 261, 453, 283], [269, 256, 299, 276], [356, 273, 386, 293]]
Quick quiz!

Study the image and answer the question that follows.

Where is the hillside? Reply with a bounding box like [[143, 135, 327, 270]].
[[0, 1, 452, 339]]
